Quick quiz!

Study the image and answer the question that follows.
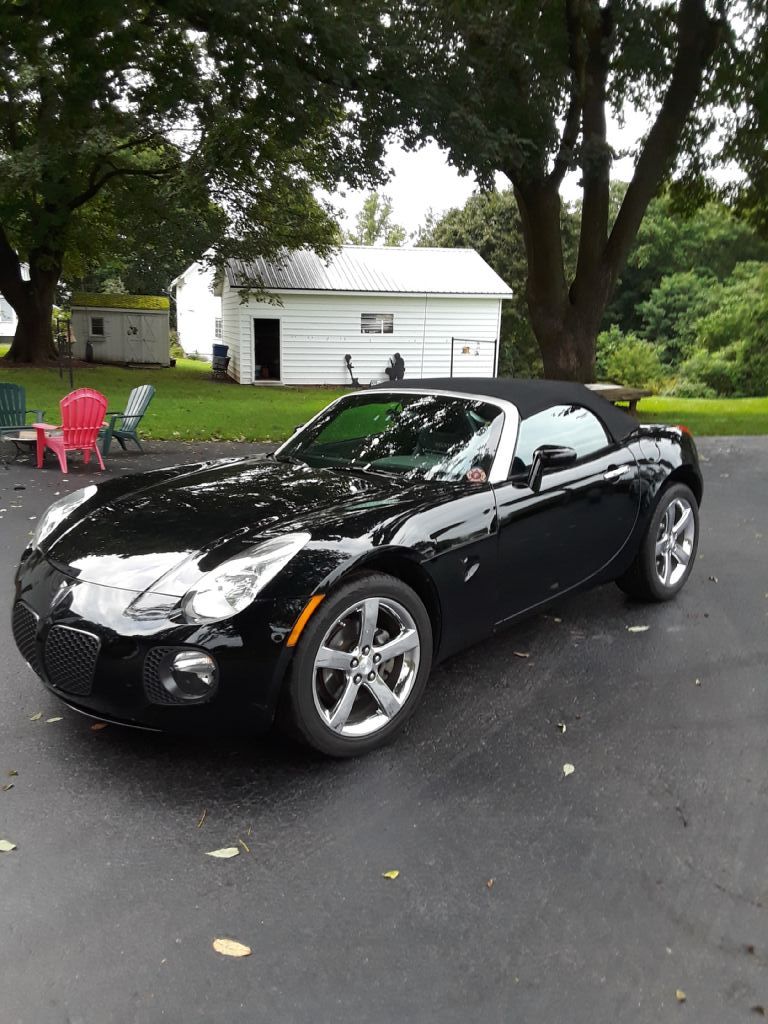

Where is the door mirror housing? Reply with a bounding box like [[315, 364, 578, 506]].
[[527, 444, 578, 492]]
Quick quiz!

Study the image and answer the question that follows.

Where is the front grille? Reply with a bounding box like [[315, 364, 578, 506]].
[[12, 602, 42, 676], [144, 646, 187, 705], [44, 625, 100, 696]]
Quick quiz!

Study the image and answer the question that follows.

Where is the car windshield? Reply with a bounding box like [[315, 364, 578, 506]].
[[278, 392, 505, 483]]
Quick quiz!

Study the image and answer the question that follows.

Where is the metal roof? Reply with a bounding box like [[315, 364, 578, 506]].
[[224, 246, 513, 297]]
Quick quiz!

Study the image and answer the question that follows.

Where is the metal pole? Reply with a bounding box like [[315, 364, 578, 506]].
[[67, 320, 73, 389], [450, 336, 454, 378]]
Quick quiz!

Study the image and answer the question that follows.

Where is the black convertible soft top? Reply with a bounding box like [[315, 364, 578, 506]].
[[373, 377, 638, 442]]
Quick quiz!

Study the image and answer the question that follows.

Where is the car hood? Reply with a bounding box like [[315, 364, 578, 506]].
[[43, 457, 413, 595]]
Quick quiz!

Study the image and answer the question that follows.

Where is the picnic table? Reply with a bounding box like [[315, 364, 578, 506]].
[[585, 382, 652, 416]]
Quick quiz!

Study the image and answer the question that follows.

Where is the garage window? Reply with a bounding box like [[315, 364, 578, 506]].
[[90, 316, 105, 337], [361, 313, 394, 335], [214, 317, 222, 339]]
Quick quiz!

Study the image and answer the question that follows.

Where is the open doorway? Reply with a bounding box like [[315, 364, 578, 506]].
[[253, 319, 281, 382]]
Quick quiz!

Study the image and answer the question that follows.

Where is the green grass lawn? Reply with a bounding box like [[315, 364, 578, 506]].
[[636, 396, 768, 436], [1, 344, 766, 439], [0, 346, 347, 442]]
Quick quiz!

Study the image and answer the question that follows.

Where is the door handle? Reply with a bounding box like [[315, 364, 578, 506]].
[[604, 465, 630, 481]]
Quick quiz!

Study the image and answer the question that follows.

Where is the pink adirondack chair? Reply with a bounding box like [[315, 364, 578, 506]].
[[34, 388, 108, 473]]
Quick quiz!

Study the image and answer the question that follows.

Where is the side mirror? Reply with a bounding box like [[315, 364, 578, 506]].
[[527, 444, 578, 492]]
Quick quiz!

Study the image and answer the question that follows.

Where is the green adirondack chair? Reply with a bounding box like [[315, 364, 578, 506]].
[[100, 384, 155, 454], [0, 382, 45, 435]]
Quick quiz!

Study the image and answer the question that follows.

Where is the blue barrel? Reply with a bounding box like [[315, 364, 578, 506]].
[[212, 343, 228, 359]]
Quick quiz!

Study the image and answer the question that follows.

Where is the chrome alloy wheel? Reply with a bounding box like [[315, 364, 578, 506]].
[[655, 496, 696, 587], [311, 597, 421, 738]]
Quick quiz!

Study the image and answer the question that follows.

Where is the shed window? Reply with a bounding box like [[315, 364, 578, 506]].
[[90, 316, 105, 337], [361, 313, 394, 335], [215, 317, 222, 339]]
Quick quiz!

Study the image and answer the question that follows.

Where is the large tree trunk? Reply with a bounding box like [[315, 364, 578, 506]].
[[508, 0, 722, 384], [0, 240, 60, 363], [533, 313, 600, 383]]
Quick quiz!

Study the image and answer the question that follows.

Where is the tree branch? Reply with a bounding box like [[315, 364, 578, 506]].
[[605, 0, 723, 288], [68, 162, 178, 211], [548, 0, 585, 188], [572, 2, 614, 309]]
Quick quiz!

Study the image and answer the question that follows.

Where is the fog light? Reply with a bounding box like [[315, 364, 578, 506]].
[[168, 651, 218, 702]]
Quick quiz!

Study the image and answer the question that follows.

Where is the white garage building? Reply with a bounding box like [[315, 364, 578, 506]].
[[211, 246, 512, 386]]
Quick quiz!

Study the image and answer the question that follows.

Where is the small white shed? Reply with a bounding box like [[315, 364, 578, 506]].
[[216, 246, 513, 385], [70, 293, 170, 366]]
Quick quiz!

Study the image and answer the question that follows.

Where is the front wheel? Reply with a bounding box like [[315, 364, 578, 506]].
[[617, 482, 699, 602], [283, 573, 433, 757]]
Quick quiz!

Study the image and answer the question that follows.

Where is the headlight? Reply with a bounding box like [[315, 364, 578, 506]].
[[181, 533, 310, 623], [31, 486, 98, 549]]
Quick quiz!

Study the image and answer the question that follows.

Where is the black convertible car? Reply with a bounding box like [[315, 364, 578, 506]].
[[12, 378, 702, 756]]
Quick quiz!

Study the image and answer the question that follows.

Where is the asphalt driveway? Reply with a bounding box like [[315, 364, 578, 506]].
[[0, 437, 766, 1024]]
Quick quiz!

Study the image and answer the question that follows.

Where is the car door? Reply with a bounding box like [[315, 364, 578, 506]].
[[492, 403, 640, 624]]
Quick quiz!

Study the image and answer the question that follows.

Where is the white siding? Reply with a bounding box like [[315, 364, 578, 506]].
[[0, 292, 16, 338], [173, 262, 221, 358], [222, 287, 502, 385]]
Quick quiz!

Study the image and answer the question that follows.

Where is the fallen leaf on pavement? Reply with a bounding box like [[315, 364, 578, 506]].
[[562, 763, 575, 777], [0, 839, 17, 852], [627, 625, 650, 633], [751, 1006, 765, 1016], [694, 678, 701, 686], [238, 838, 250, 853], [382, 870, 400, 880], [486, 878, 494, 889], [708, 575, 718, 583], [553, 617, 562, 623], [556, 722, 567, 733], [197, 808, 208, 829], [675, 989, 686, 1003], [513, 651, 530, 659], [212, 938, 251, 958], [29, 712, 42, 721], [90, 722, 109, 731], [206, 847, 240, 859], [7, 770, 18, 777], [46, 717, 63, 723], [2, 783, 14, 792]]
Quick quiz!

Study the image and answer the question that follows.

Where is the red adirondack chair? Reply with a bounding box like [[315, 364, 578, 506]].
[[34, 388, 108, 473]]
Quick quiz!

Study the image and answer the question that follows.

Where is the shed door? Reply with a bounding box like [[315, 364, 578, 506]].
[[254, 319, 281, 381]]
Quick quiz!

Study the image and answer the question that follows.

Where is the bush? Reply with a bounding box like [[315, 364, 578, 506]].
[[596, 326, 666, 389], [663, 377, 717, 399], [169, 330, 184, 359]]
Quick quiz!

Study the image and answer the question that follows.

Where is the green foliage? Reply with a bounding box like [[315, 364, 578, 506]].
[[71, 293, 169, 311], [635, 269, 720, 363], [605, 195, 768, 335], [595, 326, 666, 390], [675, 262, 768, 397], [0, 0, 387, 360], [346, 193, 406, 246]]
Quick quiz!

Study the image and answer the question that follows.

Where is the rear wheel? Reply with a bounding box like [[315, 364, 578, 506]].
[[617, 482, 699, 602], [283, 573, 433, 757]]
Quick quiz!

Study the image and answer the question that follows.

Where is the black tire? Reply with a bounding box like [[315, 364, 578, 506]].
[[283, 572, 433, 757], [617, 482, 699, 602]]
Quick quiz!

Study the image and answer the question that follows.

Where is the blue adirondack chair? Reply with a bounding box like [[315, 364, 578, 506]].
[[0, 382, 45, 435], [100, 384, 155, 454]]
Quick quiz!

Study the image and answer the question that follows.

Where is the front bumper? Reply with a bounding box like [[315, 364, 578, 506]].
[[12, 548, 304, 734]]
